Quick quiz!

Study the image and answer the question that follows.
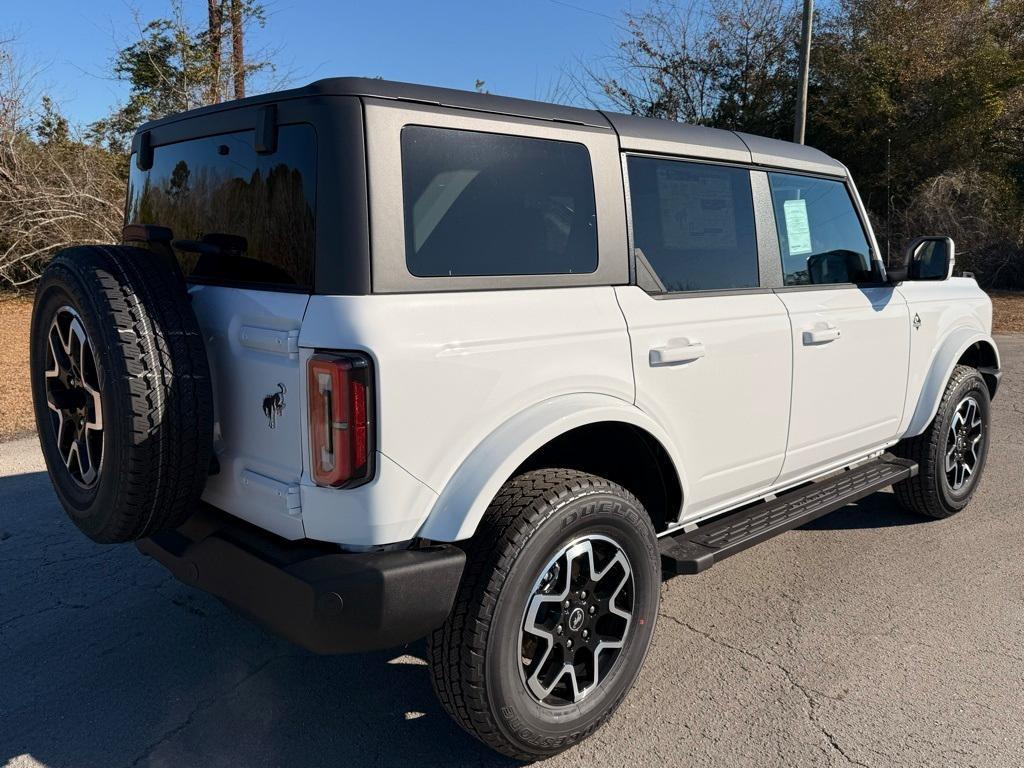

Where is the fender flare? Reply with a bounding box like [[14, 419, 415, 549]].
[[416, 393, 686, 542], [904, 327, 1001, 437]]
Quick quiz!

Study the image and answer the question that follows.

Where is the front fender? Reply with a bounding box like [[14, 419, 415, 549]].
[[904, 327, 1001, 437], [416, 393, 686, 542]]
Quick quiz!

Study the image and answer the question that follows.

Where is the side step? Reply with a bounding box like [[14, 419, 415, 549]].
[[660, 454, 918, 575]]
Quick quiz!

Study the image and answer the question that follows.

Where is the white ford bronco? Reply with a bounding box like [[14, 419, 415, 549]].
[[30, 79, 1001, 759]]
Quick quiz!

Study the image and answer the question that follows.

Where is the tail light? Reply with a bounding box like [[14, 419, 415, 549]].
[[308, 352, 374, 487]]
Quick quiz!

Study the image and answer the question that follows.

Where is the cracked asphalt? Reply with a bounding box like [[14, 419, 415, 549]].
[[2, 335, 1022, 768]]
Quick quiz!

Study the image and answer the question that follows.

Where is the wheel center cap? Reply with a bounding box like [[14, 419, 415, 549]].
[[568, 607, 585, 632]]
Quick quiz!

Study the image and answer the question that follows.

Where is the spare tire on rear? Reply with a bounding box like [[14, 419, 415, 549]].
[[30, 245, 214, 543]]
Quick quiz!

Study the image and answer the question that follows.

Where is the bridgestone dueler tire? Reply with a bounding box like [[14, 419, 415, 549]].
[[427, 469, 661, 760], [30, 245, 213, 543], [892, 364, 991, 519]]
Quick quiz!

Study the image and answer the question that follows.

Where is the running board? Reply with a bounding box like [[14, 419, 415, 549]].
[[660, 454, 918, 575]]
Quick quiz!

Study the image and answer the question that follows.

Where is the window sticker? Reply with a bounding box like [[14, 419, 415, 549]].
[[783, 198, 812, 256], [656, 166, 737, 250]]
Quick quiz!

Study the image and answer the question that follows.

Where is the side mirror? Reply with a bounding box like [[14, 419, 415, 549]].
[[895, 236, 955, 282]]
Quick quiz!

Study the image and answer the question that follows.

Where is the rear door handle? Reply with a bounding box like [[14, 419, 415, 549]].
[[803, 324, 841, 345], [649, 340, 706, 366]]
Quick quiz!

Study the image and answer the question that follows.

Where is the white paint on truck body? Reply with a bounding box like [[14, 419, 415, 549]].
[[188, 276, 999, 547]]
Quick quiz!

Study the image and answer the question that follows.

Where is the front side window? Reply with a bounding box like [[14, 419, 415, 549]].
[[768, 173, 872, 286], [627, 156, 759, 293], [126, 124, 317, 288], [400, 126, 598, 277]]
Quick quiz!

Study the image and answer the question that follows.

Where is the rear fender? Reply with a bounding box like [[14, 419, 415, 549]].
[[416, 393, 686, 542], [904, 328, 1001, 437]]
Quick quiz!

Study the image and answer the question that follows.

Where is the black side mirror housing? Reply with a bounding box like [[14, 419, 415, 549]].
[[889, 236, 955, 282]]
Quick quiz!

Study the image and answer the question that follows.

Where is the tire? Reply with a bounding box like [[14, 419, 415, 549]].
[[30, 245, 213, 543], [427, 469, 661, 760], [893, 364, 991, 519]]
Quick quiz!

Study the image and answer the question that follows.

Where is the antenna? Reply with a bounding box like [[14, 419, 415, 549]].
[[886, 137, 892, 264]]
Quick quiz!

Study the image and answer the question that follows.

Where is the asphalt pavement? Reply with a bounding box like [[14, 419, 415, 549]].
[[2, 336, 1022, 768]]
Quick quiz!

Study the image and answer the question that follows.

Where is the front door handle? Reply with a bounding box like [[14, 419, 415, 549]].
[[803, 323, 841, 345], [649, 340, 706, 366]]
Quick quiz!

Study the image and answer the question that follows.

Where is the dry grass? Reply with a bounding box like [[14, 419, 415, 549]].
[[0, 288, 1021, 441], [0, 294, 34, 441], [991, 291, 1024, 334]]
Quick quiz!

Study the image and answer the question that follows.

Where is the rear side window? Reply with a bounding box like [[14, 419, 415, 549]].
[[126, 124, 316, 289], [768, 173, 872, 286], [400, 126, 598, 277], [627, 157, 759, 293]]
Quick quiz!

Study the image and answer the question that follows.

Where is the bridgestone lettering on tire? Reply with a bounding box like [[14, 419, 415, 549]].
[[30, 245, 214, 543], [427, 469, 661, 760]]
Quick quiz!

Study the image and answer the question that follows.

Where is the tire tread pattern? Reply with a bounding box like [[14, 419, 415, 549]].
[[37, 246, 213, 542], [427, 468, 651, 760], [893, 364, 985, 519]]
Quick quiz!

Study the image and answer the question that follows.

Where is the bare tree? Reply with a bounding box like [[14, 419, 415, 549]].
[[897, 169, 1024, 287], [582, 0, 719, 123], [578, 0, 797, 134], [0, 42, 122, 288], [207, 0, 224, 103], [231, 0, 245, 99]]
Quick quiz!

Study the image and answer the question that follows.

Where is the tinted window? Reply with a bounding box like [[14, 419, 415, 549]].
[[401, 126, 598, 277], [627, 157, 758, 293], [126, 124, 316, 288], [768, 173, 872, 286]]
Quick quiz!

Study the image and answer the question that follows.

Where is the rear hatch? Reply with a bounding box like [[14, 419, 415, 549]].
[[125, 123, 318, 539]]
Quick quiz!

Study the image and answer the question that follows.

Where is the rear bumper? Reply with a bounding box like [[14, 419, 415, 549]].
[[137, 506, 465, 654]]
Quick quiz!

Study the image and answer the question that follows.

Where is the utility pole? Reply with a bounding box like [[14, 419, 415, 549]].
[[793, 0, 814, 144]]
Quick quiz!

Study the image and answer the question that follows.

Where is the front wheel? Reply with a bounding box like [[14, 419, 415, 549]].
[[428, 469, 661, 760], [893, 364, 991, 519]]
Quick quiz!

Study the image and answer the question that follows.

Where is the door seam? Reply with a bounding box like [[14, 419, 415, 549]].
[[611, 286, 638, 406], [773, 291, 796, 488]]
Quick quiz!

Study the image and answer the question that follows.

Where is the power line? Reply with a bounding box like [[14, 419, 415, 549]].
[[547, 0, 620, 23]]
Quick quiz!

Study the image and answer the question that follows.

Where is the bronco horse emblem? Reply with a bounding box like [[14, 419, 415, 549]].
[[262, 383, 287, 429]]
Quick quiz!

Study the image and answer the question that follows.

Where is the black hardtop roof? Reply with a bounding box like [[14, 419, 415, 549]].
[[135, 76, 846, 178]]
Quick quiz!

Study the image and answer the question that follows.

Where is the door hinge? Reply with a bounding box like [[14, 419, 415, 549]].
[[240, 326, 301, 358], [241, 469, 302, 518]]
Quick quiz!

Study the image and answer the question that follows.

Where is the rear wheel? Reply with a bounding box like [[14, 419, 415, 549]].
[[893, 365, 991, 519], [30, 245, 213, 543], [427, 469, 660, 759]]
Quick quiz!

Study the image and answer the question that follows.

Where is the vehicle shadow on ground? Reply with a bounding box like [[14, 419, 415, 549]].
[[798, 490, 933, 530], [0, 470, 930, 768], [0, 470, 518, 768]]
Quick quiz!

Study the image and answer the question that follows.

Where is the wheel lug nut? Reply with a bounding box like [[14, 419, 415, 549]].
[[566, 639, 573, 649], [556, 625, 563, 635], [589, 605, 596, 615], [582, 629, 589, 639], [564, 599, 570, 609], [579, 591, 587, 600]]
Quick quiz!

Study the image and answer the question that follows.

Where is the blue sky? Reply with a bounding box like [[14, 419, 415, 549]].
[[4, 0, 639, 127]]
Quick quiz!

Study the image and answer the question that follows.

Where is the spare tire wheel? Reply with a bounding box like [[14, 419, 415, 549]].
[[30, 245, 214, 543]]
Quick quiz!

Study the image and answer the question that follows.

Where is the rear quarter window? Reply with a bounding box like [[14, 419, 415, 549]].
[[400, 126, 598, 277], [126, 124, 316, 289]]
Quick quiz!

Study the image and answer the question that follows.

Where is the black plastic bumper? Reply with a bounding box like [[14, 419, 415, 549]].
[[136, 506, 466, 654]]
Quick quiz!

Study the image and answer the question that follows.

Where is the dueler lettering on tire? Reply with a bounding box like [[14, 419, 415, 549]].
[[30, 245, 214, 543]]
